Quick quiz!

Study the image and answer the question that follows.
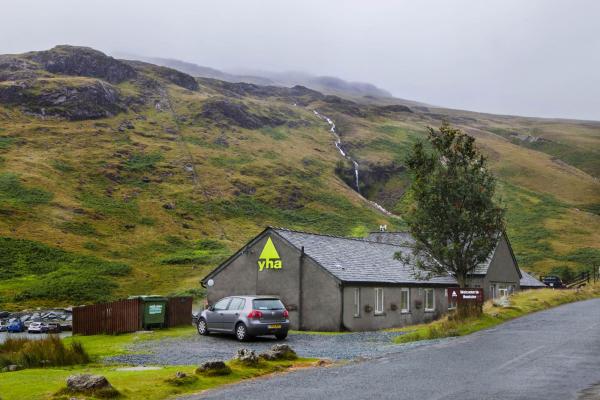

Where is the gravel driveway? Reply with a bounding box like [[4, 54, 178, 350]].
[[107, 329, 418, 365]]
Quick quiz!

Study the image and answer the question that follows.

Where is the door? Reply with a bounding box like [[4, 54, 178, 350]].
[[222, 297, 245, 332], [206, 297, 231, 330]]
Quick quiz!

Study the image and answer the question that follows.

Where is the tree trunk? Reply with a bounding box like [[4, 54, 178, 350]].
[[455, 272, 481, 319]]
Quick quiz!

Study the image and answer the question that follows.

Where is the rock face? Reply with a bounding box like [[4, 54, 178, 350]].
[[372, 104, 413, 115], [66, 374, 113, 392], [0, 79, 124, 120], [195, 360, 232, 376], [200, 99, 285, 129], [0, 56, 41, 81], [259, 344, 298, 360], [26, 45, 137, 84], [154, 65, 199, 91]]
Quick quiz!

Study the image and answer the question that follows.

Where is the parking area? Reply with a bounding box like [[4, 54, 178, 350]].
[[105, 329, 430, 365]]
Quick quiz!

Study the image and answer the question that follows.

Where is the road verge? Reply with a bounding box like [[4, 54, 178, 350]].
[[393, 284, 600, 344]]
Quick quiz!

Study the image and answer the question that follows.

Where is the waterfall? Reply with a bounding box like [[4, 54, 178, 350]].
[[313, 109, 399, 218]]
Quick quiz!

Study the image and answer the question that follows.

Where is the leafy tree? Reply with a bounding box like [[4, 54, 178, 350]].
[[396, 123, 505, 289]]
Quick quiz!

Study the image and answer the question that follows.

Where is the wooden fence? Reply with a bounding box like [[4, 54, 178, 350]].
[[73, 296, 193, 335], [167, 297, 193, 327], [73, 298, 140, 335]]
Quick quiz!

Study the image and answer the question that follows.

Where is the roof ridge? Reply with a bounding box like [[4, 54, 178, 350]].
[[270, 226, 409, 248]]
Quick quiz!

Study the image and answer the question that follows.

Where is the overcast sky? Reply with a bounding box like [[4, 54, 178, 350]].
[[2, 0, 599, 120]]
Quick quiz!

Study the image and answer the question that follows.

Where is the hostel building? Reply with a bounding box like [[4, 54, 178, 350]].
[[202, 227, 543, 331]]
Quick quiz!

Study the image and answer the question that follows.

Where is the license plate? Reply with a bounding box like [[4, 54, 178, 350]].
[[268, 324, 282, 329]]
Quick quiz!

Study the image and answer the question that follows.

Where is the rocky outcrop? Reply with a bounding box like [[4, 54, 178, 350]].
[[322, 95, 366, 117], [0, 78, 124, 120], [234, 348, 259, 365], [259, 344, 298, 360], [372, 104, 413, 115], [66, 374, 117, 397], [200, 99, 286, 129], [195, 360, 232, 376], [154, 65, 199, 91], [0, 56, 43, 81], [26, 45, 136, 84]]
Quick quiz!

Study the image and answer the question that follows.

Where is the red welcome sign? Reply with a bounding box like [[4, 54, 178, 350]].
[[447, 288, 484, 304]]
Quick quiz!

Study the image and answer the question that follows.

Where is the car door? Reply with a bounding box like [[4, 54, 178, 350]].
[[222, 297, 245, 332], [206, 297, 231, 330]]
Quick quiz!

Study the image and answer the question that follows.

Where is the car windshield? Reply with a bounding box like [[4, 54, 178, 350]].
[[253, 299, 284, 310]]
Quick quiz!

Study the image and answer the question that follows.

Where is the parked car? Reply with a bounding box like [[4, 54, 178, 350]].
[[0, 320, 8, 332], [7, 319, 25, 333], [543, 276, 564, 288], [197, 296, 289, 341], [46, 322, 62, 333], [27, 322, 48, 334]]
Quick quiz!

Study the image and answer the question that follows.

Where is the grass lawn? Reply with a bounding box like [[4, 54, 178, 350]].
[[0, 326, 320, 399], [62, 326, 197, 359], [393, 284, 600, 344], [0, 358, 316, 400]]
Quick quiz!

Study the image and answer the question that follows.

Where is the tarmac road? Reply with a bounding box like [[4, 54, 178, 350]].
[[182, 298, 600, 400]]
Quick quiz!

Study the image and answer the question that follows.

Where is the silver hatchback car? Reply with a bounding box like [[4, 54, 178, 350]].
[[197, 296, 289, 341]]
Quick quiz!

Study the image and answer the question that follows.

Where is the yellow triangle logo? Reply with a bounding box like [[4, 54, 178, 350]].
[[259, 237, 280, 260], [258, 237, 282, 271]]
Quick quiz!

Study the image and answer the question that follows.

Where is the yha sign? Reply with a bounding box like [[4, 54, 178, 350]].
[[447, 288, 484, 305], [258, 237, 283, 271]]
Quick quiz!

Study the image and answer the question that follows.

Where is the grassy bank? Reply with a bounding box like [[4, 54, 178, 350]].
[[394, 285, 600, 344], [0, 325, 318, 399], [0, 358, 317, 400], [61, 325, 197, 359]]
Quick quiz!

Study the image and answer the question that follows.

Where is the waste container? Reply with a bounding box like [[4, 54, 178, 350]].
[[130, 296, 168, 329]]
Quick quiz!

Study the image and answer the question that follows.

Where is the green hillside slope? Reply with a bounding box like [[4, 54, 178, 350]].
[[0, 46, 598, 309]]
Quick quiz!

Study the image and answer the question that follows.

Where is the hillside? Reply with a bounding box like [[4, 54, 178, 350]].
[[0, 45, 598, 310], [117, 54, 393, 99]]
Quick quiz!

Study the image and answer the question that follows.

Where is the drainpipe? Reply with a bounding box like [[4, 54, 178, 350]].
[[298, 246, 305, 331], [340, 283, 345, 331]]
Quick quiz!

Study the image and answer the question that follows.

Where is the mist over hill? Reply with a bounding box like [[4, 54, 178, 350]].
[[0, 45, 598, 309]]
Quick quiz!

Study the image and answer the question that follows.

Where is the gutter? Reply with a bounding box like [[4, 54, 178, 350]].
[[298, 246, 305, 330]]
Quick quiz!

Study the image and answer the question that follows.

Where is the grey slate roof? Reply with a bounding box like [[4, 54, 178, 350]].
[[367, 231, 495, 276], [519, 270, 545, 288], [274, 228, 457, 285]]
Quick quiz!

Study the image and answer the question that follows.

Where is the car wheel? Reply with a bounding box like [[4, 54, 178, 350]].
[[235, 323, 249, 341], [197, 318, 209, 336], [275, 333, 287, 340]]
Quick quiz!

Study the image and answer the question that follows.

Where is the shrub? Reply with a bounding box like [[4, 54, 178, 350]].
[[0, 336, 89, 369], [124, 152, 163, 172], [0, 173, 53, 207], [15, 270, 117, 302]]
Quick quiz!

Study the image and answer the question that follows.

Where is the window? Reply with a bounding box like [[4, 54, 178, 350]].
[[498, 284, 509, 298], [490, 285, 496, 299], [252, 299, 285, 310], [400, 288, 410, 313], [375, 288, 384, 315], [228, 297, 245, 311], [213, 298, 230, 311], [424, 289, 435, 311], [353, 288, 361, 317]]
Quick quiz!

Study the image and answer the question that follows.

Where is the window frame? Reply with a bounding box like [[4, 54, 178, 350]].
[[400, 288, 410, 313], [424, 288, 435, 312], [374, 287, 384, 315], [353, 288, 361, 318]]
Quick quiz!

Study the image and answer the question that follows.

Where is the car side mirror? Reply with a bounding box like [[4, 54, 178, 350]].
[[207, 305, 214, 311]]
